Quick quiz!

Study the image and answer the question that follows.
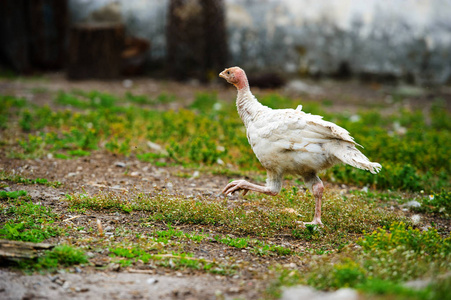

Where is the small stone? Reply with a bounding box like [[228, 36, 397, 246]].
[[108, 263, 120, 272], [86, 252, 95, 258], [122, 79, 133, 88], [54, 279, 65, 286], [411, 214, 421, 225], [104, 226, 114, 232], [406, 200, 421, 208], [62, 281, 71, 289], [147, 141, 163, 153], [147, 278, 158, 285], [3, 187, 11, 192], [67, 172, 77, 177], [190, 171, 200, 180], [115, 162, 126, 168], [130, 171, 140, 177], [74, 267, 82, 273], [165, 182, 173, 190]]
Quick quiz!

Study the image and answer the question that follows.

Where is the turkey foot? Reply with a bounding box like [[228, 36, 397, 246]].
[[304, 219, 324, 226], [222, 180, 277, 196]]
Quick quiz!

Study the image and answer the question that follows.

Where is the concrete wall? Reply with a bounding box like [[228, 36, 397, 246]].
[[69, 0, 451, 84]]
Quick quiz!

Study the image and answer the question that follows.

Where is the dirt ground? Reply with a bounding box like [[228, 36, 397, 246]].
[[1, 73, 450, 300]]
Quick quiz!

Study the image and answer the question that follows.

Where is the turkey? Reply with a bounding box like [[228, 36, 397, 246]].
[[219, 66, 381, 226]]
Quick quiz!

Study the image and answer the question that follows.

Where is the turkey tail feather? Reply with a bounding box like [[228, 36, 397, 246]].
[[331, 143, 382, 174]]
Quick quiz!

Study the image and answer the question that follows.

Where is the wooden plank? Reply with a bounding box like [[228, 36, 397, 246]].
[[0, 239, 54, 259]]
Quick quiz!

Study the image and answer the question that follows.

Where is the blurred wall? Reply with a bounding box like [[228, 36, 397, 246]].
[[69, 0, 451, 84]]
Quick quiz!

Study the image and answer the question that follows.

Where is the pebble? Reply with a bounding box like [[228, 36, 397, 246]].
[[147, 278, 158, 285], [165, 182, 174, 190], [115, 162, 126, 168], [62, 281, 71, 289], [405, 200, 421, 208], [411, 214, 421, 225], [282, 286, 358, 300], [122, 79, 133, 88], [3, 187, 11, 192]]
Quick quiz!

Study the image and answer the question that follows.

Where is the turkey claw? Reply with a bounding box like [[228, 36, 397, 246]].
[[222, 180, 249, 196], [303, 220, 324, 227]]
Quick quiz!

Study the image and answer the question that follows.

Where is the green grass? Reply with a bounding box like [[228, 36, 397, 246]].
[[1, 91, 449, 192], [65, 188, 404, 247], [0, 171, 61, 188], [0, 193, 61, 243], [18, 245, 88, 272], [109, 242, 235, 275], [266, 222, 451, 298]]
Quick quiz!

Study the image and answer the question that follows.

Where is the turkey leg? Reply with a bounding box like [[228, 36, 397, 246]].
[[222, 180, 278, 196], [303, 181, 324, 226]]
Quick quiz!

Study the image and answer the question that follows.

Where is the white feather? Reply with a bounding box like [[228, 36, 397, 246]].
[[236, 87, 381, 180]]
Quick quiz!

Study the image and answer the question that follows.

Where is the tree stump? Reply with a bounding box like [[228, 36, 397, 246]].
[[67, 22, 125, 79], [166, 0, 228, 82]]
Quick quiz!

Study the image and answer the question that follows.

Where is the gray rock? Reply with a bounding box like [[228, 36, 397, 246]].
[[281, 286, 318, 300], [104, 226, 114, 232], [282, 286, 358, 300], [405, 200, 421, 208], [115, 162, 126, 168]]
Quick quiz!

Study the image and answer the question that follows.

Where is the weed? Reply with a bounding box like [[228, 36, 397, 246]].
[[0, 171, 61, 188], [0, 198, 61, 243], [306, 222, 450, 290], [0, 190, 27, 199], [18, 245, 88, 272], [414, 189, 451, 217]]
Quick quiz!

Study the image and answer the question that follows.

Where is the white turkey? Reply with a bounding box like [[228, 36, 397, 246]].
[[219, 66, 381, 226]]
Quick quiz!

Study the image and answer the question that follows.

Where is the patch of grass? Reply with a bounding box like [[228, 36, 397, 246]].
[[18, 245, 88, 272], [109, 242, 234, 275], [306, 222, 450, 290], [267, 222, 451, 298], [215, 235, 249, 248], [414, 189, 451, 218], [0, 196, 61, 243], [0, 171, 62, 188], [0, 190, 28, 199], [65, 189, 403, 246]]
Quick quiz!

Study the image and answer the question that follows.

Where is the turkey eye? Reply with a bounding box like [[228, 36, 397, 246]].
[[227, 71, 230, 74]]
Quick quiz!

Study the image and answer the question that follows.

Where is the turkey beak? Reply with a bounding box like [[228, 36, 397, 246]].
[[219, 71, 226, 79]]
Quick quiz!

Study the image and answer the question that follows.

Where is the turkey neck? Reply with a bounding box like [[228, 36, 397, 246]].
[[236, 87, 265, 127]]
